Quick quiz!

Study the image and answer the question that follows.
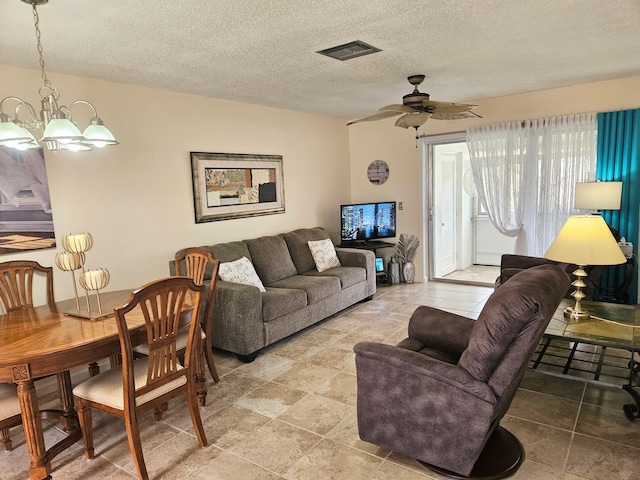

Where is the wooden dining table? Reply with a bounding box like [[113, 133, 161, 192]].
[[0, 289, 206, 480]]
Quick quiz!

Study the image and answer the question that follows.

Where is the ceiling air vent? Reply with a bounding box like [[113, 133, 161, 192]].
[[316, 41, 381, 61]]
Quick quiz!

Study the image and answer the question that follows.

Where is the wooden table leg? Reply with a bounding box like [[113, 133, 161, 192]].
[[16, 379, 51, 480], [55, 372, 78, 432]]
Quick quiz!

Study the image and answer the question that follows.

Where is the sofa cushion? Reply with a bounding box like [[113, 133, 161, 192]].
[[303, 266, 365, 289], [245, 235, 298, 285], [207, 241, 252, 264], [269, 275, 340, 304], [262, 288, 308, 322], [308, 239, 341, 272], [282, 227, 331, 274], [218, 257, 266, 292]]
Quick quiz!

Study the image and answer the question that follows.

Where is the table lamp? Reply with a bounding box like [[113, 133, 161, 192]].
[[545, 215, 626, 320], [574, 181, 622, 212]]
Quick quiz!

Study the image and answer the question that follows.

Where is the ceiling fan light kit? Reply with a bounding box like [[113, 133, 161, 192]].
[[347, 75, 481, 132], [0, 0, 118, 152]]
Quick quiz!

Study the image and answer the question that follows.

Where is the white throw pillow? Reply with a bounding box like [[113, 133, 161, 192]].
[[218, 257, 266, 292], [308, 239, 341, 273]]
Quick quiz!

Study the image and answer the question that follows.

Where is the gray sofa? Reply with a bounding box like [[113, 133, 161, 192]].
[[172, 227, 376, 362]]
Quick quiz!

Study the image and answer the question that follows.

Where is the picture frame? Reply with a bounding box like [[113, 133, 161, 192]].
[[190, 152, 285, 223], [0, 146, 56, 254]]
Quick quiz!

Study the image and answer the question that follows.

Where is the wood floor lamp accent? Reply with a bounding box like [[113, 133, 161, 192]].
[[545, 215, 626, 320]]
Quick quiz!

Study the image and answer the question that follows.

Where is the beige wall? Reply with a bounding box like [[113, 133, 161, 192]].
[[4, 63, 640, 301], [1, 64, 351, 301], [348, 76, 640, 281]]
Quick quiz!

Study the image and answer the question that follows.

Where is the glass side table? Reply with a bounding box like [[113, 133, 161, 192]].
[[530, 299, 640, 420]]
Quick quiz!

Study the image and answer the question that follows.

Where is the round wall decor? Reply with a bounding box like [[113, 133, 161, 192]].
[[367, 160, 389, 185]]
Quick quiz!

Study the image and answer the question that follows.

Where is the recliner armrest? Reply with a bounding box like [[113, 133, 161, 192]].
[[354, 342, 496, 403], [407, 306, 475, 357]]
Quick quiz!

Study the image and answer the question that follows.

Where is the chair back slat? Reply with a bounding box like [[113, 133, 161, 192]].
[[0, 261, 54, 313], [114, 277, 204, 403], [175, 247, 220, 323]]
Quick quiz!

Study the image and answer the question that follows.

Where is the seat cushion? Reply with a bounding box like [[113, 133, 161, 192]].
[[245, 235, 298, 285], [282, 227, 331, 274], [0, 383, 21, 419], [73, 358, 186, 410], [303, 266, 365, 289], [268, 275, 340, 304], [262, 288, 308, 322]]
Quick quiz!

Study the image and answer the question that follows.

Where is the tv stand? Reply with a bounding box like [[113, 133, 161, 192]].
[[337, 240, 396, 252]]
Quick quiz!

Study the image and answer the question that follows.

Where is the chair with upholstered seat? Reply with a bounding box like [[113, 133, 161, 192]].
[[0, 260, 55, 312], [73, 276, 207, 480], [134, 247, 220, 408], [354, 265, 570, 478], [0, 260, 55, 451], [173, 247, 221, 384], [0, 383, 21, 451]]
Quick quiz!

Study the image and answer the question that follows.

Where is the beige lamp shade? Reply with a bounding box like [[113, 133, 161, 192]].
[[574, 182, 622, 210], [545, 215, 626, 266]]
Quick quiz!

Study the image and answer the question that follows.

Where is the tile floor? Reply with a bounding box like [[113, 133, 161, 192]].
[[2, 281, 640, 480], [441, 264, 500, 285]]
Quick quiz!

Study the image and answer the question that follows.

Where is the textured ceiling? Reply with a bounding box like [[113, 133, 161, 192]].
[[1, 0, 640, 121]]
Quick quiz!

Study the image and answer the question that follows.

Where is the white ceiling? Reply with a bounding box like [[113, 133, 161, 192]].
[[1, 0, 640, 121]]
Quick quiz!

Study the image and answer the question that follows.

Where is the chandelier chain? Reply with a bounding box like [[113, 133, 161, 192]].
[[31, 2, 54, 92]]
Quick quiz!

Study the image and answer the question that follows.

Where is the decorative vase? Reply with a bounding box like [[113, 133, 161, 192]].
[[402, 261, 415, 284], [387, 256, 400, 285]]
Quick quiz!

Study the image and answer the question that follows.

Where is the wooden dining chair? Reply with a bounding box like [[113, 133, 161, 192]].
[[72, 277, 208, 480], [0, 260, 55, 451], [0, 383, 21, 451], [133, 247, 221, 407], [174, 247, 221, 384], [0, 260, 55, 313]]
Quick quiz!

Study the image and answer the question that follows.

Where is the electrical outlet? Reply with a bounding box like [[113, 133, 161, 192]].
[[399, 202, 403, 210]]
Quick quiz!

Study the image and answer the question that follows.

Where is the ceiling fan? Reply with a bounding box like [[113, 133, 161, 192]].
[[347, 75, 481, 130]]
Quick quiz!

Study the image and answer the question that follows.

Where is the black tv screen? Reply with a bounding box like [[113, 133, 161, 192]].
[[340, 201, 396, 243]]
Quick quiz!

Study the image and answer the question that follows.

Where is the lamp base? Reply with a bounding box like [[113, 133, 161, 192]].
[[563, 306, 591, 321]]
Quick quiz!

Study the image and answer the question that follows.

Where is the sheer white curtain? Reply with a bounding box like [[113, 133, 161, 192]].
[[467, 113, 597, 256]]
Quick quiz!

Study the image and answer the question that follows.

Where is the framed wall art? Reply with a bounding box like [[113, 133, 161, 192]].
[[0, 146, 56, 254], [190, 152, 285, 223]]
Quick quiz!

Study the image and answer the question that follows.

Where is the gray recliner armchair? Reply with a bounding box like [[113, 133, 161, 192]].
[[354, 264, 570, 478]]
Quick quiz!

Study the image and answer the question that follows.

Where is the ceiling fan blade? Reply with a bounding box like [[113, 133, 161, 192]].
[[346, 109, 402, 126], [379, 104, 416, 114], [394, 112, 431, 129], [430, 111, 483, 120], [422, 100, 479, 114]]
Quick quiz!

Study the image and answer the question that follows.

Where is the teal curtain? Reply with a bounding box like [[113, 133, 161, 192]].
[[596, 109, 640, 303]]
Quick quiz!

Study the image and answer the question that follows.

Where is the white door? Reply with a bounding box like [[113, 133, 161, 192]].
[[433, 150, 458, 277]]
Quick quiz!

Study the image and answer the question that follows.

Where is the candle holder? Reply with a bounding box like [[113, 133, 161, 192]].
[[56, 232, 112, 319], [54, 251, 83, 310], [79, 268, 110, 315]]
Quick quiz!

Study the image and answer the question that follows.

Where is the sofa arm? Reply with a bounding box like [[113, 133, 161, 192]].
[[335, 247, 376, 280], [210, 280, 265, 356]]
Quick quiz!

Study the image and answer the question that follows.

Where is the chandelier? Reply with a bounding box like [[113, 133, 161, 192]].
[[0, 0, 118, 152]]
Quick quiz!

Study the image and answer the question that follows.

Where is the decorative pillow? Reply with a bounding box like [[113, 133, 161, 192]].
[[308, 239, 341, 273], [218, 257, 266, 292]]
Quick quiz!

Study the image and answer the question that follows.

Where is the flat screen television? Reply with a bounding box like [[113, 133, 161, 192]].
[[340, 201, 396, 244]]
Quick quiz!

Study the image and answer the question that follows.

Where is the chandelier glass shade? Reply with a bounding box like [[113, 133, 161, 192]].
[[0, 0, 118, 152]]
